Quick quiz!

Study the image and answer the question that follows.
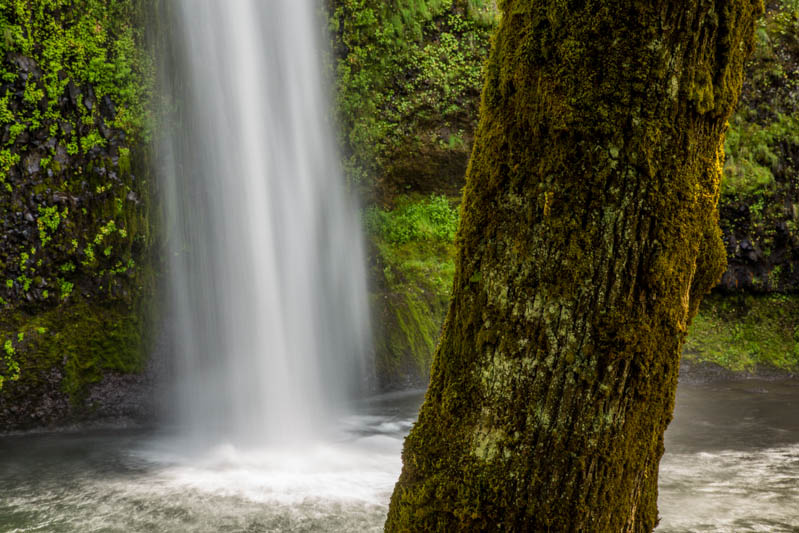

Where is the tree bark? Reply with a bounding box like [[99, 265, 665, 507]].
[[384, 1, 761, 531]]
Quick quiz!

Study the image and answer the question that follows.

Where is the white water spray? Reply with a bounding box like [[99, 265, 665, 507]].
[[159, 0, 370, 446]]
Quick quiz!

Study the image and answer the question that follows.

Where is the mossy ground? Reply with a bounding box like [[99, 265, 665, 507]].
[[685, 292, 799, 372], [0, 296, 148, 402]]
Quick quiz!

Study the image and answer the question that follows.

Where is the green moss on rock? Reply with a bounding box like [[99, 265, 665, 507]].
[[0, 296, 148, 403], [365, 194, 457, 386], [706, 0, 799, 290], [0, 0, 154, 427]]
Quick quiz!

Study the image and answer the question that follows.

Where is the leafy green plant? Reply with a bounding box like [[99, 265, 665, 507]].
[[37, 206, 66, 246], [58, 278, 74, 300], [0, 338, 20, 390], [365, 194, 458, 245]]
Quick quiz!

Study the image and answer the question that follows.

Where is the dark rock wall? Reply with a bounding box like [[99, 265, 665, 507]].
[[718, 1, 799, 291], [0, 0, 156, 430]]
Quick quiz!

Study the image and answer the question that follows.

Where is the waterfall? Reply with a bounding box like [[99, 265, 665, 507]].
[[158, 0, 370, 446]]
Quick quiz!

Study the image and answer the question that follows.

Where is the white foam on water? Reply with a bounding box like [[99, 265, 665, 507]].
[[132, 434, 405, 507], [657, 444, 799, 532], [0, 413, 416, 533]]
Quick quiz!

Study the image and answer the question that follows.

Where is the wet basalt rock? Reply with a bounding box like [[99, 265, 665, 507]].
[[0, 0, 155, 431]]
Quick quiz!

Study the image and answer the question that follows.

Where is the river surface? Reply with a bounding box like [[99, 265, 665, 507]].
[[1, 380, 797, 532]]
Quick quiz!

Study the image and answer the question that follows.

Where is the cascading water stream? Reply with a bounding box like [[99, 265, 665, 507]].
[[158, 0, 370, 447]]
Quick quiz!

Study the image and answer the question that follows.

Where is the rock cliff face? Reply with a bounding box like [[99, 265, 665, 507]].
[[0, 0, 155, 429], [329, 0, 496, 201], [718, 1, 799, 292], [1, 0, 795, 428]]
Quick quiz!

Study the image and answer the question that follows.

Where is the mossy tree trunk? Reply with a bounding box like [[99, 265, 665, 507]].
[[385, 1, 761, 531]]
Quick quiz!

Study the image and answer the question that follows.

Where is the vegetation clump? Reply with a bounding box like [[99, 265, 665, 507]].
[[686, 293, 799, 372], [719, 0, 799, 291], [330, 0, 494, 197]]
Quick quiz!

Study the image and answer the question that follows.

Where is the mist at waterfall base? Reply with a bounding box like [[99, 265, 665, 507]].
[[159, 0, 369, 447], [147, 0, 396, 519], [0, 391, 424, 532]]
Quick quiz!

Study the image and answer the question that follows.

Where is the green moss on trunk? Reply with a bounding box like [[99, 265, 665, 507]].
[[385, 0, 761, 530]]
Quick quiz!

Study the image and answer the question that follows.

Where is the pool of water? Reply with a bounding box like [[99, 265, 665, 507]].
[[658, 380, 799, 532], [1, 381, 797, 532]]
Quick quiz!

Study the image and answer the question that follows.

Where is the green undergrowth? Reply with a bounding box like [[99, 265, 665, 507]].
[[718, 0, 799, 280], [366, 194, 458, 382], [723, 0, 799, 199], [330, 0, 494, 191], [0, 296, 147, 402], [685, 293, 799, 372], [724, 111, 799, 197], [365, 193, 458, 246], [366, 194, 458, 297]]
